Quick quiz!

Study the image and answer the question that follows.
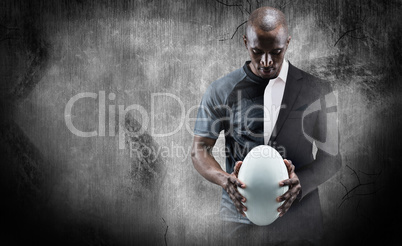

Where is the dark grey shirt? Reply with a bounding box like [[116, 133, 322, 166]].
[[194, 61, 271, 224]]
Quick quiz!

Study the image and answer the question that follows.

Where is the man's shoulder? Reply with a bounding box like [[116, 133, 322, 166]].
[[290, 63, 333, 93], [205, 66, 247, 101]]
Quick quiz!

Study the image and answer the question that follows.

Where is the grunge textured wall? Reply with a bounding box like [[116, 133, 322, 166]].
[[1, 0, 401, 245]]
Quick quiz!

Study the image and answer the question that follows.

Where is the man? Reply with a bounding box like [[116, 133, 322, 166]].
[[191, 6, 341, 244]]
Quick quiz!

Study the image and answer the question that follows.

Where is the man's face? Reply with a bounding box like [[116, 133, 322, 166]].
[[244, 25, 291, 79]]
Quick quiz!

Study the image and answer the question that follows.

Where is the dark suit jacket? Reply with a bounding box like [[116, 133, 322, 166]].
[[258, 62, 342, 241], [271, 62, 341, 198]]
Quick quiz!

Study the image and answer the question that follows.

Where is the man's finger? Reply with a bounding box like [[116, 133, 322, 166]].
[[277, 184, 301, 201], [228, 182, 238, 196], [276, 188, 292, 202], [229, 188, 245, 207], [230, 174, 246, 188], [234, 188, 246, 202], [279, 178, 299, 187], [228, 186, 247, 214], [228, 182, 246, 202], [283, 159, 295, 173], [277, 194, 297, 217], [234, 161, 243, 176]]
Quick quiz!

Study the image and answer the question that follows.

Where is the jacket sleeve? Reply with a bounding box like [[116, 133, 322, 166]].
[[296, 90, 342, 200]]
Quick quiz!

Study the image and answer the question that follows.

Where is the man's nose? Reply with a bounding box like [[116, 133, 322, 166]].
[[260, 53, 273, 67]]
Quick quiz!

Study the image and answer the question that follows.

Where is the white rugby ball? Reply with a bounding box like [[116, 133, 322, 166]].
[[238, 145, 289, 226]]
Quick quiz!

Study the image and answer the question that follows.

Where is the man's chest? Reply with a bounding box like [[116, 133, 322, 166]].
[[224, 86, 266, 145]]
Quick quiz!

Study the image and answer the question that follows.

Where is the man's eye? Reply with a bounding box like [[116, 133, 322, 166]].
[[272, 50, 282, 55]]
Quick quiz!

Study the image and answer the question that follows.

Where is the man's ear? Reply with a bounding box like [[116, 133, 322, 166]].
[[243, 35, 248, 49], [286, 35, 291, 46]]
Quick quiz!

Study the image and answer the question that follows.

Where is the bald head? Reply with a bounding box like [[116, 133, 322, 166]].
[[246, 7, 288, 37], [242, 6, 291, 79]]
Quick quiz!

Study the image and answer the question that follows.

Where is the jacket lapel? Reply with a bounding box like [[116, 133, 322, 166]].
[[269, 63, 303, 143]]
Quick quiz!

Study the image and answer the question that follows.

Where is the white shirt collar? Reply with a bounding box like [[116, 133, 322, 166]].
[[271, 59, 289, 84]]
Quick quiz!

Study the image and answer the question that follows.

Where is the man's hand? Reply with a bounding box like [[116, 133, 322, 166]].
[[276, 159, 301, 217], [191, 136, 248, 216], [223, 161, 247, 216]]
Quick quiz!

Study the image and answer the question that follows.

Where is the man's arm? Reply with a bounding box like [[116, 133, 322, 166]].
[[275, 144, 341, 217], [296, 147, 341, 200], [292, 89, 342, 200], [191, 135, 247, 216], [277, 88, 341, 214]]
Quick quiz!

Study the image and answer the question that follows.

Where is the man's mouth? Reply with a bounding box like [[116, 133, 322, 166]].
[[259, 67, 274, 75]]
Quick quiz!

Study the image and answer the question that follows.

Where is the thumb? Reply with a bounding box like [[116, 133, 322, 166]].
[[283, 159, 295, 174], [234, 161, 243, 177]]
